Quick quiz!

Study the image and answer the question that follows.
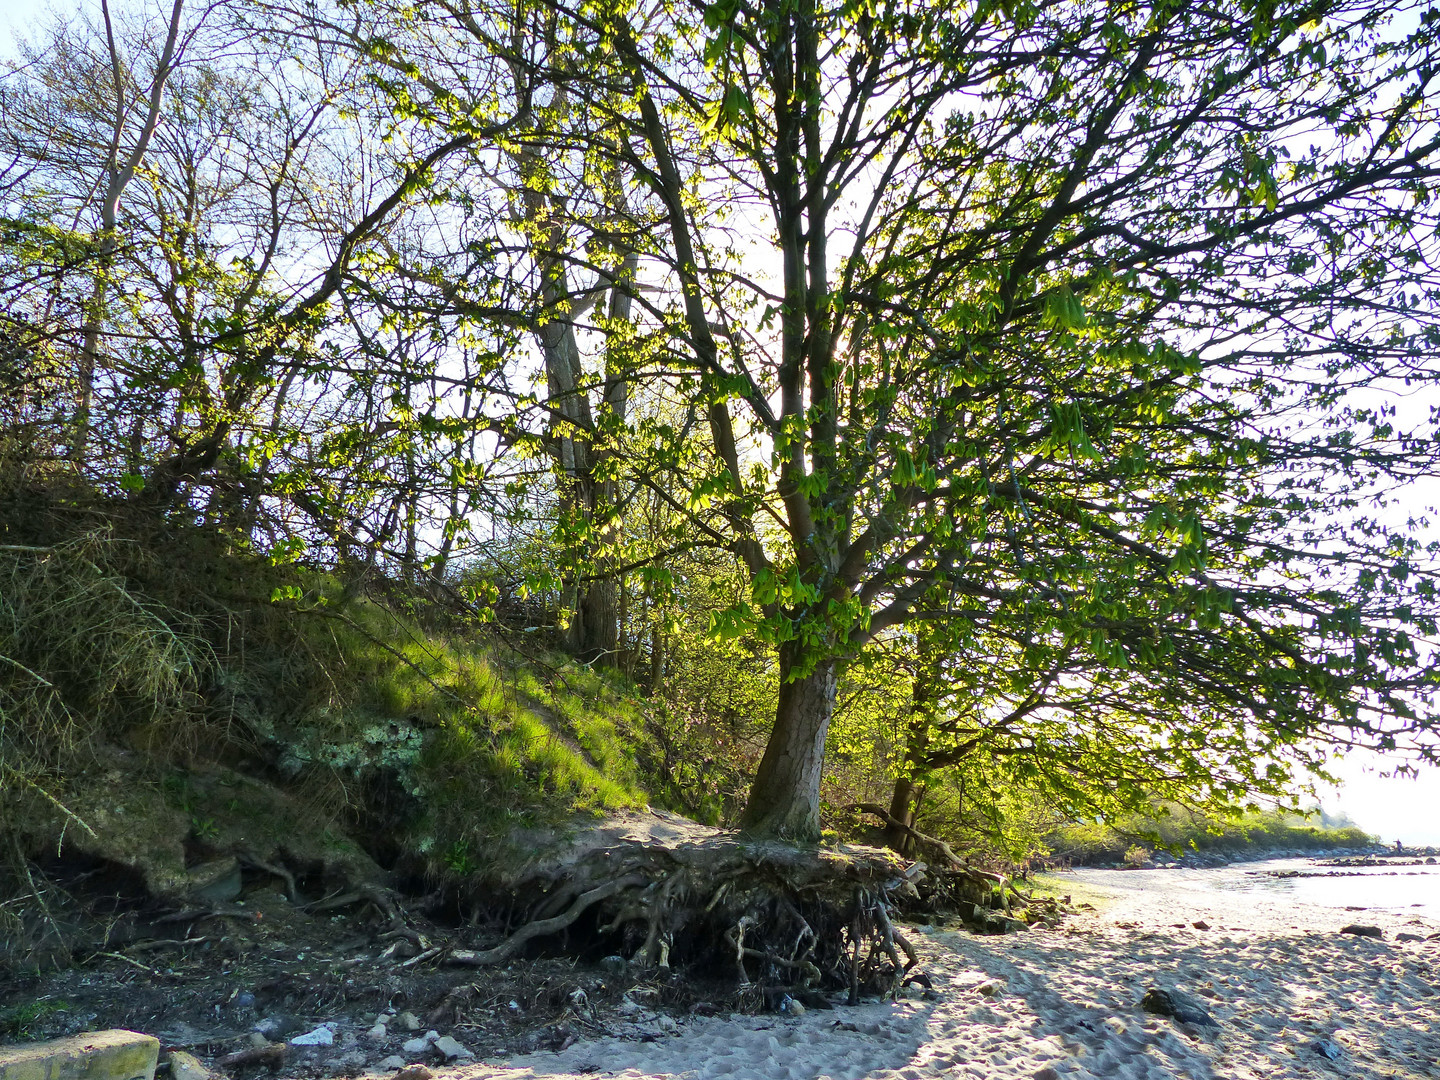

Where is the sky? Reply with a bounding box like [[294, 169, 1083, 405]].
[[5, 0, 1440, 848]]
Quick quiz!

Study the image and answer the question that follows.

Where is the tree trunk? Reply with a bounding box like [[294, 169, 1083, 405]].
[[884, 775, 919, 855], [572, 575, 619, 662], [738, 650, 837, 839]]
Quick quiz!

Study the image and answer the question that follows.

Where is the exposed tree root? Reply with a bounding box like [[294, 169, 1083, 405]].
[[434, 810, 931, 998]]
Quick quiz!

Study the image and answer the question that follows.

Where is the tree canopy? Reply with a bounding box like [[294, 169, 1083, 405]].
[[4, 0, 1440, 841]]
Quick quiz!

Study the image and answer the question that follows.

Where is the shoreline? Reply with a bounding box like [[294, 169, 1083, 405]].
[[1065, 842, 1439, 872], [424, 862, 1440, 1080]]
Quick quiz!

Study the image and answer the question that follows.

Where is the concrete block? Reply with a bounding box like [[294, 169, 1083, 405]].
[[0, 1031, 159, 1080]]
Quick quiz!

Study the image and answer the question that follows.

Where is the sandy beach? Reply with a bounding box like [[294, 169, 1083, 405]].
[[428, 862, 1440, 1080]]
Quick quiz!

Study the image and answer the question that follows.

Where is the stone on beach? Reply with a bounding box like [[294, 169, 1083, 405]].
[[1140, 986, 1220, 1027], [1338, 923, 1384, 938]]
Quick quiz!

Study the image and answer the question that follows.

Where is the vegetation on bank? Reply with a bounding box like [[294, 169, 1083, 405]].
[[1047, 807, 1376, 866], [7, 0, 1440, 972]]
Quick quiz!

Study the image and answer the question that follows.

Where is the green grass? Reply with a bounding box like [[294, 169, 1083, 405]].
[[275, 598, 651, 874], [0, 998, 70, 1039]]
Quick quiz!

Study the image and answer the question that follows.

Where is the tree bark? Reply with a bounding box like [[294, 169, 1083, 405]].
[[884, 775, 919, 855], [737, 649, 837, 839], [571, 573, 618, 662]]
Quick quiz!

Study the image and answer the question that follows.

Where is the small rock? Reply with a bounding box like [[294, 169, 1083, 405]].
[[1312, 1037, 1344, 1061], [1395, 932, 1425, 942], [336, 1052, 367, 1070], [1140, 987, 1219, 1028], [778, 997, 805, 1018], [599, 955, 627, 977], [977, 981, 1003, 998], [290, 1025, 336, 1047], [393, 1067, 433, 1080], [431, 1036, 472, 1061], [364, 1024, 388, 1043], [795, 990, 835, 1010], [1034, 1069, 1062, 1080], [254, 1016, 302, 1040], [397, 1012, 422, 1032], [376, 1056, 406, 1070], [1191, 921, 1210, 930], [1339, 924, 1384, 939], [229, 991, 257, 1014], [246, 1033, 269, 1049], [168, 1050, 212, 1080], [187, 857, 243, 904], [400, 1037, 430, 1055]]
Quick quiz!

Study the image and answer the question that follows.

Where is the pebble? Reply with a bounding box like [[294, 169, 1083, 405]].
[[253, 1016, 301, 1039], [1140, 987, 1219, 1028], [401, 1031, 438, 1055], [397, 1012, 422, 1032], [376, 1056, 406, 1070], [291, 1024, 336, 1047], [364, 1024, 388, 1044], [393, 1067, 433, 1080], [431, 1036, 472, 1061], [1339, 924, 1384, 939], [167, 1051, 212, 1080]]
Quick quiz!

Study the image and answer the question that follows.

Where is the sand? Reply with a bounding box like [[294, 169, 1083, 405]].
[[436, 865, 1440, 1080]]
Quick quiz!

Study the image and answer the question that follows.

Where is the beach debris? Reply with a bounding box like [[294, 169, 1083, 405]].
[[1338, 924, 1383, 939], [1311, 1037, 1344, 1060], [1140, 987, 1219, 1028]]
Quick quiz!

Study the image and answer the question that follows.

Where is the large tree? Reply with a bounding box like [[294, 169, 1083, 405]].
[[464, 0, 1440, 838]]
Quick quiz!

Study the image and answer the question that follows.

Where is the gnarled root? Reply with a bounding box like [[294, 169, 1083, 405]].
[[437, 809, 925, 996]]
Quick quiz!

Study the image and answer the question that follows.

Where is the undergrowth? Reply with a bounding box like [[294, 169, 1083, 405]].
[[0, 509, 657, 909]]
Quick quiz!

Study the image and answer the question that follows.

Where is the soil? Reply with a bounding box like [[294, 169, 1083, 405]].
[[1, 810, 1062, 1076], [0, 873, 744, 1076]]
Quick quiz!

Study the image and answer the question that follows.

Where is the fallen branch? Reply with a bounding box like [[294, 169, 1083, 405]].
[[217, 1044, 286, 1072], [155, 907, 254, 924], [847, 804, 964, 869]]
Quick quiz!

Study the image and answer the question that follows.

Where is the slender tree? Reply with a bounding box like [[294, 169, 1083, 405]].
[[490, 0, 1440, 837]]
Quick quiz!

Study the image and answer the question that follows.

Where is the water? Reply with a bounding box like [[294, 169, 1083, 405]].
[[1070, 855, 1440, 920], [1217, 855, 1440, 919]]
